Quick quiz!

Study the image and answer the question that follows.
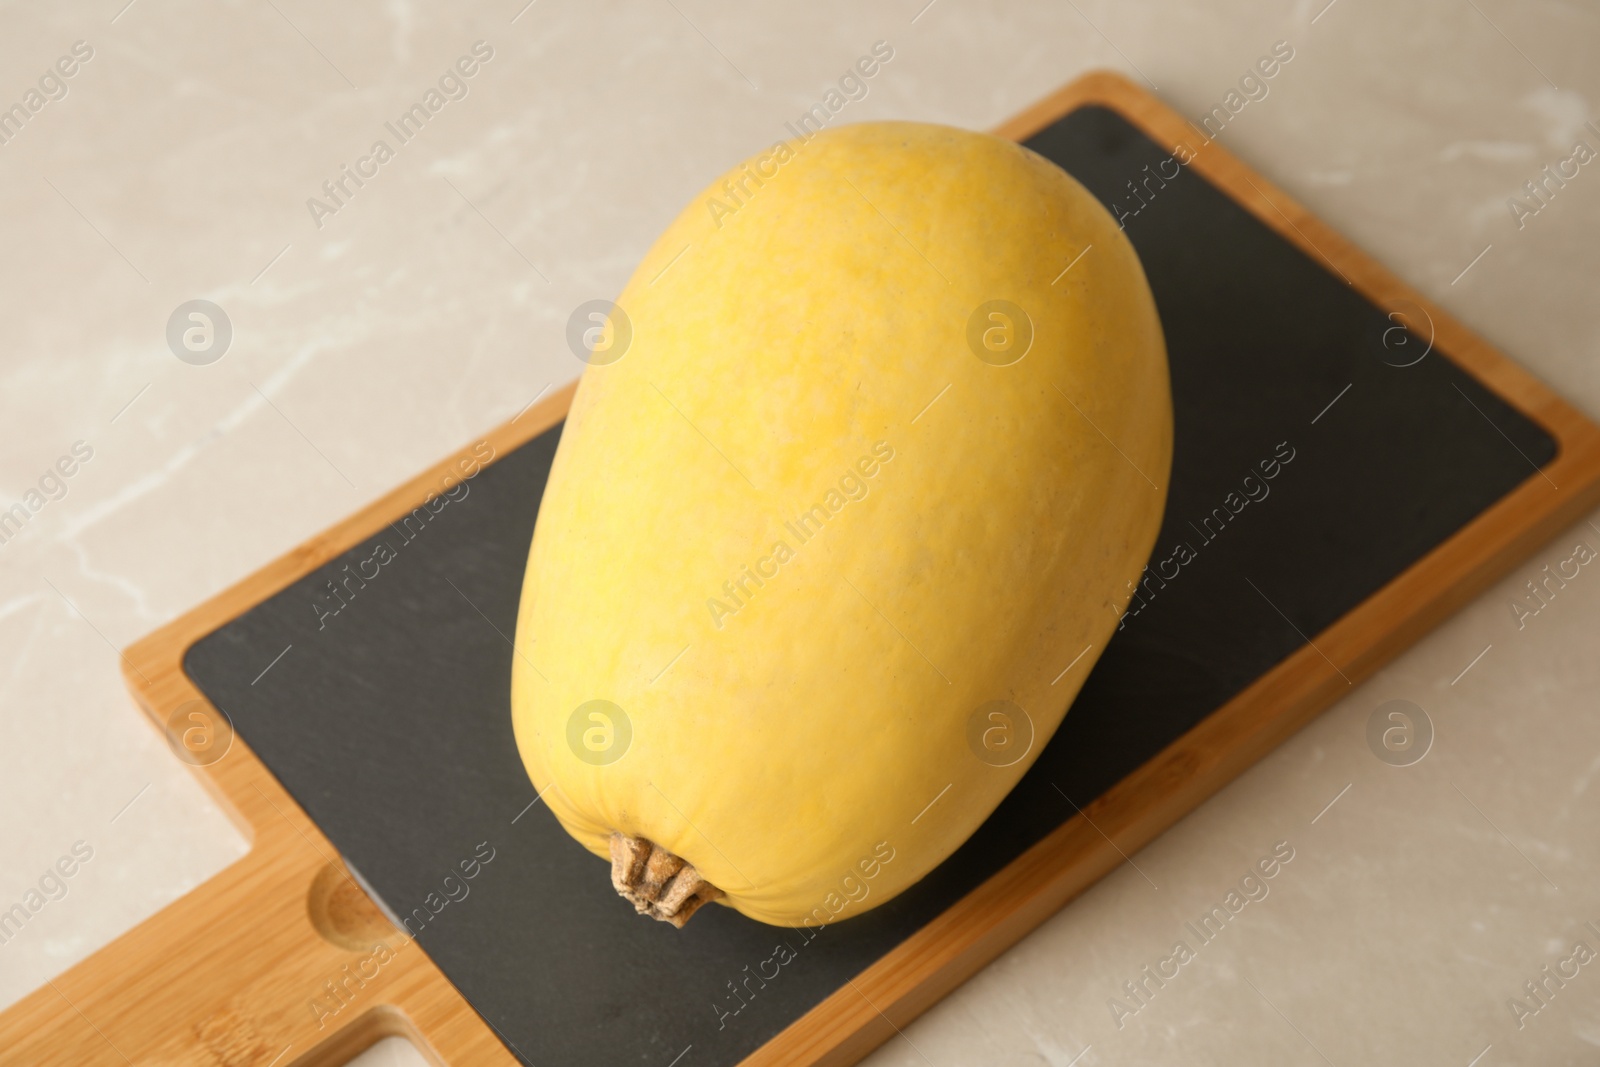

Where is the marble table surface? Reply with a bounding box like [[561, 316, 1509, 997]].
[[2, 1, 1598, 1064]]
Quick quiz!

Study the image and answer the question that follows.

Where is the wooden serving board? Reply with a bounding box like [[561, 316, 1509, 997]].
[[6, 70, 1600, 1067]]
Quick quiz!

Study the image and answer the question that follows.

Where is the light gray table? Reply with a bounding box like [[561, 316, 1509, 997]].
[[1, 2, 1596, 1064]]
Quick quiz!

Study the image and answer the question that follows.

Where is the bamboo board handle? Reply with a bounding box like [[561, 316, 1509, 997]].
[[0, 389, 580, 1065], [0, 700, 517, 1066]]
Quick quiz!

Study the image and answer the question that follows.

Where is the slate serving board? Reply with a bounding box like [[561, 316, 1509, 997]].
[[183, 104, 1554, 1066]]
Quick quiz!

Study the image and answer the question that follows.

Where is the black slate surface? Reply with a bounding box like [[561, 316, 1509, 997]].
[[184, 105, 1556, 1066]]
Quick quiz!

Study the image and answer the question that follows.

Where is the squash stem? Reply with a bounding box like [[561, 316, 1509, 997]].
[[608, 832, 723, 927]]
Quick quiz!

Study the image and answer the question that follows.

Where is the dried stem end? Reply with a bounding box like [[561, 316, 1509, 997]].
[[609, 832, 723, 927]]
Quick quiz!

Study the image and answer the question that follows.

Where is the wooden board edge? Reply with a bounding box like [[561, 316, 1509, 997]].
[[737, 455, 1600, 1067], [734, 70, 1600, 1067], [122, 377, 578, 700], [995, 71, 1595, 450]]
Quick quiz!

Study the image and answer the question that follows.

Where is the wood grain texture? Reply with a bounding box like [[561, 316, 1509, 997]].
[[3, 71, 1597, 1067]]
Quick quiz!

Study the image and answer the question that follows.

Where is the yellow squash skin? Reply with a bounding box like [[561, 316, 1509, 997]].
[[512, 121, 1171, 927]]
